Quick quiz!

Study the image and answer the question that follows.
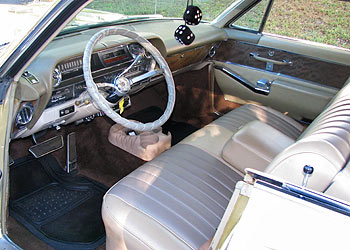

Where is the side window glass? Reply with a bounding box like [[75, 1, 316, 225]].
[[231, 0, 270, 32], [264, 0, 349, 49]]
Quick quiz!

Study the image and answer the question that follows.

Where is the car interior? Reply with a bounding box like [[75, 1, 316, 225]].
[[5, 0, 350, 249]]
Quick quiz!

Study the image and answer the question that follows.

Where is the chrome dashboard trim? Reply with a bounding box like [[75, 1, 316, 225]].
[[56, 59, 135, 86]]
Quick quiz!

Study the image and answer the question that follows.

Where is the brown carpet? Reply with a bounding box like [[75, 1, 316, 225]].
[[170, 66, 240, 127], [7, 216, 54, 250], [8, 65, 239, 249]]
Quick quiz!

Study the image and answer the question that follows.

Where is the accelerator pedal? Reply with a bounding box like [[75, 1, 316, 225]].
[[29, 135, 64, 158]]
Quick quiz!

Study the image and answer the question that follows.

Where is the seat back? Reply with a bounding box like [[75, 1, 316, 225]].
[[266, 78, 350, 202]]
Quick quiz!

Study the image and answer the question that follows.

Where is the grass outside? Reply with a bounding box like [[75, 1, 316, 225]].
[[265, 0, 350, 49], [87, 0, 235, 22]]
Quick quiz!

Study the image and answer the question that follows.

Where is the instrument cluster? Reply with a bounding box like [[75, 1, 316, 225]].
[[49, 43, 150, 109]]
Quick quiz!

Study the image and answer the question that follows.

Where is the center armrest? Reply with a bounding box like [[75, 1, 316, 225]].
[[222, 120, 295, 174]]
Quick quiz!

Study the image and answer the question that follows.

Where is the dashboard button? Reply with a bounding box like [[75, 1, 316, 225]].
[[59, 106, 75, 117]]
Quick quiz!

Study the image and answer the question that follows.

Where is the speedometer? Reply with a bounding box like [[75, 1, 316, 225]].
[[128, 43, 145, 58]]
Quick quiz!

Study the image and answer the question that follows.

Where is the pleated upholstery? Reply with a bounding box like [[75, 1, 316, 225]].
[[103, 144, 241, 250], [102, 76, 350, 249], [214, 104, 303, 140], [266, 80, 350, 201], [180, 104, 304, 160], [102, 104, 307, 250]]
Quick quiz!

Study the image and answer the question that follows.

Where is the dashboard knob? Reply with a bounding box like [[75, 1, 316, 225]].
[[53, 68, 62, 87]]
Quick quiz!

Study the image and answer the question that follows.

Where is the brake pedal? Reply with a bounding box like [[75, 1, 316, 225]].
[[29, 135, 64, 158], [65, 132, 77, 173]]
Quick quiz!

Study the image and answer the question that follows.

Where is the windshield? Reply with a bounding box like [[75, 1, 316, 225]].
[[0, 1, 57, 64], [63, 0, 236, 31]]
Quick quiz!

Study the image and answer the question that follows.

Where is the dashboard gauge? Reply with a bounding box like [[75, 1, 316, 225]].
[[128, 43, 145, 58], [53, 68, 62, 87]]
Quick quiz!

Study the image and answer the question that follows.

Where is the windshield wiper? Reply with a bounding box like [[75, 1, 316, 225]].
[[58, 16, 160, 36]]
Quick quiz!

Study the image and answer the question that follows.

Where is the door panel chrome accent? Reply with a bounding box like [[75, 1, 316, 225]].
[[256, 78, 271, 92], [222, 61, 337, 89], [215, 66, 270, 95]]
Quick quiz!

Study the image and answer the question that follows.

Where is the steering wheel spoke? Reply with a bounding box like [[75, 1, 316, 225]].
[[96, 82, 118, 89], [130, 68, 164, 86]]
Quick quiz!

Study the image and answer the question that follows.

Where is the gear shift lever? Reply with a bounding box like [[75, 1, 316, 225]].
[[302, 165, 314, 188]]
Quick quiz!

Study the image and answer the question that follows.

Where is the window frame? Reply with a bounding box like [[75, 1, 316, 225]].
[[228, 0, 274, 34]]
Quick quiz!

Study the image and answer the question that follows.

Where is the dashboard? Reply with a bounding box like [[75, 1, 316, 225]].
[[15, 42, 154, 138], [48, 43, 150, 109], [12, 20, 225, 139]]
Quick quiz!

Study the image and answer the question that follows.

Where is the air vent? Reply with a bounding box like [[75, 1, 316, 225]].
[[16, 103, 34, 128]]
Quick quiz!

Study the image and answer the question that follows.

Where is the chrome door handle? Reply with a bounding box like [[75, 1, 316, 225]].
[[250, 53, 292, 66]]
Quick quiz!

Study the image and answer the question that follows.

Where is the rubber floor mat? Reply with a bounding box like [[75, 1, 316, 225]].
[[9, 155, 107, 250]]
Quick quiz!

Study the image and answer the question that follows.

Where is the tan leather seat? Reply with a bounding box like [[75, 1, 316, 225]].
[[180, 104, 304, 160], [102, 76, 350, 250], [102, 144, 242, 249], [102, 104, 304, 249], [266, 80, 350, 201]]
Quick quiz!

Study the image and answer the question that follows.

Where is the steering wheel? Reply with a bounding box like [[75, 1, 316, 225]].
[[83, 28, 175, 131]]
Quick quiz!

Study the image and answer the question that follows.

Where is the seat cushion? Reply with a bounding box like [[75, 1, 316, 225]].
[[180, 104, 304, 159], [222, 120, 295, 173], [102, 104, 305, 250], [102, 144, 242, 250]]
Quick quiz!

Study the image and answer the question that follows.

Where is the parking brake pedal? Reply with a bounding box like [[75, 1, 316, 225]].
[[65, 132, 77, 173], [29, 135, 64, 158]]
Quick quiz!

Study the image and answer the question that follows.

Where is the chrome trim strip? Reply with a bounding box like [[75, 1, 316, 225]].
[[130, 69, 163, 85], [281, 183, 350, 216], [214, 65, 270, 95], [0, 235, 21, 250], [249, 170, 350, 216]]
